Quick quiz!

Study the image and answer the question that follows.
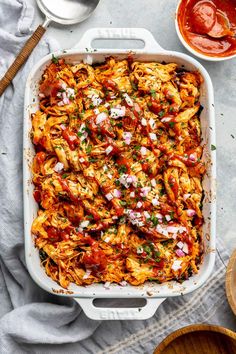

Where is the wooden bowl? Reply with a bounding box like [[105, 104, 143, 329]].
[[153, 324, 236, 354], [226, 249, 236, 316]]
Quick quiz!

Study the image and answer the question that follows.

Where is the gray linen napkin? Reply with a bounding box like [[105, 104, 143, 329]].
[[1, 1, 236, 354]]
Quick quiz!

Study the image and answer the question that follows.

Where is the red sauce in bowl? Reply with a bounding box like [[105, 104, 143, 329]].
[[177, 0, 236, 57]]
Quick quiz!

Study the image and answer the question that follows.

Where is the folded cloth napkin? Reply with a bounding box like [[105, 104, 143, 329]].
[[0, 1, 236, 354]]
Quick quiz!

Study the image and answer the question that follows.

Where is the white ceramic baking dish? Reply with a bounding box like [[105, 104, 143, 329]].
[[23, 28, 216, 321]]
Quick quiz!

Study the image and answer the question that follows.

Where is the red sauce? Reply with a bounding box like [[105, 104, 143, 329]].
[[33, 190, 41, 203], [35, 151, 46, 165], [58, 176, 80, 204], [46, 226, 70, 242], [82, 244, 107, 271], [62, 128, 79, 150], [168, 175, 179, 199], [102, 79, 118, 92], [149, 98, 163, 115], [177, 0, 236, 57]]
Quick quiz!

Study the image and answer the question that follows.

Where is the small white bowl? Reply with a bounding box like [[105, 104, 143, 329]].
[[175, 0, 236, 62]]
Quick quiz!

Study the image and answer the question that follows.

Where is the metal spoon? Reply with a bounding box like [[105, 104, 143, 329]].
[[0, 0, 100, 96]]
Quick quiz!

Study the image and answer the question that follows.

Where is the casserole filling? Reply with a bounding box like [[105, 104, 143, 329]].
[[31, 56, 205, 288]]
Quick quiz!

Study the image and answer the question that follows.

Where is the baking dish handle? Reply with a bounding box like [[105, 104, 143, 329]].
[[74, 28, 165, 53], [74, 297, 166, 320]]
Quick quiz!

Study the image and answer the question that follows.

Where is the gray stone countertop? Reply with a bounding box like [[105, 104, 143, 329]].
[[28, 0, 236, 252]]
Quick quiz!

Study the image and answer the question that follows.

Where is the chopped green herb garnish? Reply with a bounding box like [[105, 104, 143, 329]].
[[118, 165, 127, 174], [151, 214, 159, 226], [52, 54, 59, 64], [211, 144, 216, 151], [134, 145, 141, 151], [131, 82, 138, 90], [86, 145, 92, 154], [150, 89, 156, 98], [39, 249, 48, 262]]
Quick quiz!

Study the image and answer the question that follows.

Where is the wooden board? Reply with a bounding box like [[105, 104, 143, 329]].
[[154, 324, 236, 354], [226, 249, 236, 316]]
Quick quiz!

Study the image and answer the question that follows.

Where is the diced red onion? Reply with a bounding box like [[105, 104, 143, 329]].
[[61, 82, 67, 90], [156, 225, 168, 237], [141, 118, 147, 126], [80, 220, 90, 228], [155, 213, 163, 220], [172, 260, 182, 271], [104, 281, 111, 289], [96, 112, 107, 124], [140, 146, 147, 156], [152, 198, 159, 206], [175, 249, 185, 257], [183, 193, 191, 200], [105, 145, 113, 155], [66, 87, 75, 98], [149, 117, 156, 129], [177, 241, 184, 249], [110, 106, 126, 118], [140, 186, 151, 197], [161, 117, 172, 123], [182, 243, 189, 254], [149, 133, 157, 141], [186, 209, 196, 217], [123, 93, 133, 106], [83, 269, 92, 279], [189, 153, 197, 162], [144, 211, 150, 219], [179, 226, 187, 234], [54, 162, 64, 172], [137, 246, 144, 254], [123, 131, 132, 145], [113, 189, 121, 198], [165, 214, 171, 222], [119, 280, 127, 287], [62, 92, 70, 105], [167, 226, 180, 233], [136, 201, 142, 208], [83, 54, 93, 65], [105, 193, 113, 201], [89, 93, 102, 107], [151, 178, 156, 187]]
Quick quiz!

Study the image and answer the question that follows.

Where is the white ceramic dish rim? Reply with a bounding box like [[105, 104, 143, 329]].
[[23, 28, 216, 320], [175, 0, 236, 62]]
